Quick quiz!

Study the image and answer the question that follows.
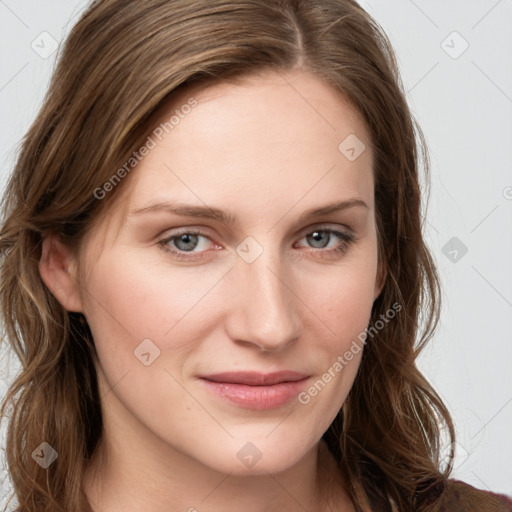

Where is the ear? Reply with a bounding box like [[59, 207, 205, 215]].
[[373, 259, 387, 301], [39, 234, 84, 312]]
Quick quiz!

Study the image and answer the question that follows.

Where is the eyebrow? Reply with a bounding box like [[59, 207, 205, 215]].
[[129, 198, 368, 224]]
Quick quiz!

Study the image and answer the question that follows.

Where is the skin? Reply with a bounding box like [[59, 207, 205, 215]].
[[39, 68, 384, 512]]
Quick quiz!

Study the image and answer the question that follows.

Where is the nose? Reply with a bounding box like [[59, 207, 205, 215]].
[[225, 243, 302, 352]]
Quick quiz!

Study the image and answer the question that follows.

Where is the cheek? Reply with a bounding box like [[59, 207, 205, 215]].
[[296, 250, 377, 407], [305, 256, 378, 344], [79, 252, 212, 418], [295, 267, 375, 426], [81, 250, 223, 348]]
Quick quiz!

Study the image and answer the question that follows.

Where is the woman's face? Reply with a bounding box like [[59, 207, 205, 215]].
[[68, 69, 383, 475]]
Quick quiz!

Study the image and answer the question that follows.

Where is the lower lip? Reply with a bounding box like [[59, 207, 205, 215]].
[[200, 378, 308, 410]]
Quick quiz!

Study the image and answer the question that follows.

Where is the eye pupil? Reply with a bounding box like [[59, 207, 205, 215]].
[[307, 231, 329, 249], [175, 233, 199, 251]]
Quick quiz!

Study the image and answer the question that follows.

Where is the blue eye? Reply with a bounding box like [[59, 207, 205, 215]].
[[298, 229, 355, 254], [158, 227, 355, 261], [158, 230, 212, 260], [170, 232, 203, 252]]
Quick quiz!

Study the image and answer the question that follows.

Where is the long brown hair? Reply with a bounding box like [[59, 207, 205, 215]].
[[0, 0, 455, 510]]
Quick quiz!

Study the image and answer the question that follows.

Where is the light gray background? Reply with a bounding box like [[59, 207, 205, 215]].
[[0, 0, 511, 507]]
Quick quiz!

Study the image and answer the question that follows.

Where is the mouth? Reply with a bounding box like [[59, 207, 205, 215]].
[[198, 371, 310, 410]]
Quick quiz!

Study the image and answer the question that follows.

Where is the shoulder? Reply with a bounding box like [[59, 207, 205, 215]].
[[433, 478, 512, 511]]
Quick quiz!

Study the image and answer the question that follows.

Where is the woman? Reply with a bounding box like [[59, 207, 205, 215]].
[[0, 1, 511, 511]]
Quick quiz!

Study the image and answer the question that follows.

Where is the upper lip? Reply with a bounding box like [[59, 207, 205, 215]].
[[199, 371, 309, 386]]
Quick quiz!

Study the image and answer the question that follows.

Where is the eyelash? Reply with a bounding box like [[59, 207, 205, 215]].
[[157, 227, 356, 261]]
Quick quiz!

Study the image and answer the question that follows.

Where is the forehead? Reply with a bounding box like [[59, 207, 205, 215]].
[[103, 69, 374, 235], [160, 69, 369, 151]]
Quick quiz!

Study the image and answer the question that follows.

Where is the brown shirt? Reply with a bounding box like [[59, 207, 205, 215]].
[[365, 477, 512, 511], [433, 479, 512, 511]]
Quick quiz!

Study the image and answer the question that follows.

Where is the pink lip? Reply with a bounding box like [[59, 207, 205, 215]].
[[199, 371, 309, 410]]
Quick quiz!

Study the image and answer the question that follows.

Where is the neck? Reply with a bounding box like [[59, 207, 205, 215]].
[[82, 433, 354, 512]]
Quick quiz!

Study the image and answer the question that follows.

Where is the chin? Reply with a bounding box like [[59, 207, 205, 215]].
[[191, 433, 315, 476]]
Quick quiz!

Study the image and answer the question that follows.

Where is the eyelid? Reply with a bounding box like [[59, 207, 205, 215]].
[[296, 222, 354, 238]]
